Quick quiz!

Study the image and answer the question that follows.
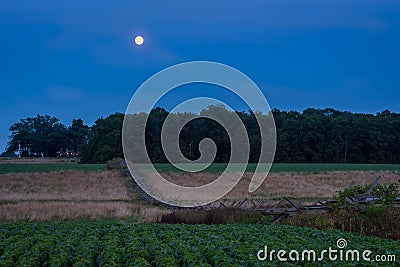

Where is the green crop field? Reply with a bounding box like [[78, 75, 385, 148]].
[[0, 221, 398, 266], [0, 163, 106, 174], [1, 162, 400, 175], [0, 163, 400, 174]]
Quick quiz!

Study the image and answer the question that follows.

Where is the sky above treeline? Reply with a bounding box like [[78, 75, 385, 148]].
[[1, 0, 400, 152]]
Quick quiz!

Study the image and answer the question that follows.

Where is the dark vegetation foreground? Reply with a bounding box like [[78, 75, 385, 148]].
[[0, 220, 399, 266], [158, 205, 400, 241]]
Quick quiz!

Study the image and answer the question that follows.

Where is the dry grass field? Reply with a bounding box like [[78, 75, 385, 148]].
[[162, 170, 400, 200], [1, 167, 399, 222], [0, 170, 149, 222], [0, 170, 131, 201]]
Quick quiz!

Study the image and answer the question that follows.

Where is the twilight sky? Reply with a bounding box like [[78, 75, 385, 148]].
[[1, 0, 400, 152]]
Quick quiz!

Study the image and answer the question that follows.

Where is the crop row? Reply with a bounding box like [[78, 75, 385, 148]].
[[0, 221, 399, 266]]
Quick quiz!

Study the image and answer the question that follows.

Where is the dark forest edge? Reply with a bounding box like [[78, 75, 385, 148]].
[[3, 106, 400, 164]]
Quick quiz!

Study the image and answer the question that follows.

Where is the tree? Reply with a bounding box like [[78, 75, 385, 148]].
[[80, 113, 124, 163], [145, 107, 169, 163], [6, 115, 68, 157], [0, 151, 16, 157], [68, 119, 89, 154]]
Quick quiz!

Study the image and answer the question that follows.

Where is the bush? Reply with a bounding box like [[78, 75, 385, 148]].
[[337, 182, 399, 205], [158, 208, 270, 224], [281, 207, 400, 240], [94, 145, 115, 163]]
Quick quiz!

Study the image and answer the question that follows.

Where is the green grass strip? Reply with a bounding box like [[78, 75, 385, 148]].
[[0, 164, 107, 174]]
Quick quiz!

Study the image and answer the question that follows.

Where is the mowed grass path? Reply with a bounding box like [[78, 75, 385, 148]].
[[0, 163, 106, 174], [1, 162, 400, 174]]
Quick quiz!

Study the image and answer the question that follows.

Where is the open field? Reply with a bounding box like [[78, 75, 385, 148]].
[[0, 221, 398, 266], [0, 170, 131, 202], [0, 163, 106, 174], [1, 165, 399, 222], [161, 170, 400, 200], [1, 160, 400, 174], [151, 163, 400, 173], [0, 170, 147, 222]]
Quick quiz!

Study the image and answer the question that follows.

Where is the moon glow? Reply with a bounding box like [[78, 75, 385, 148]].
[[134, 35, 144, 45]]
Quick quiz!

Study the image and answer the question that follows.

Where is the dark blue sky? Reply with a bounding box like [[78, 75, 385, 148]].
[[1, 0, 400, 152]]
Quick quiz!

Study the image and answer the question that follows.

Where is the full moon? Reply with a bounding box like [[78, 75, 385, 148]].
[[134, 35, 144, 45]]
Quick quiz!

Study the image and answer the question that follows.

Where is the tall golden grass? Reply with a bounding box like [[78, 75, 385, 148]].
[[0, 170, 131, 201], [0, 201, 139, 222], [0, 170, 140, 222], [1, 169, 398, 222], [162, 170, 400, 199]]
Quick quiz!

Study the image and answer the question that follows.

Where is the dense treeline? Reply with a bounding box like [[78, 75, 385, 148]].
[[4, 115, 89, 158], [4, 113, 124, 163], [4, 107, 400, 164], [274, 108, 400, 164]]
